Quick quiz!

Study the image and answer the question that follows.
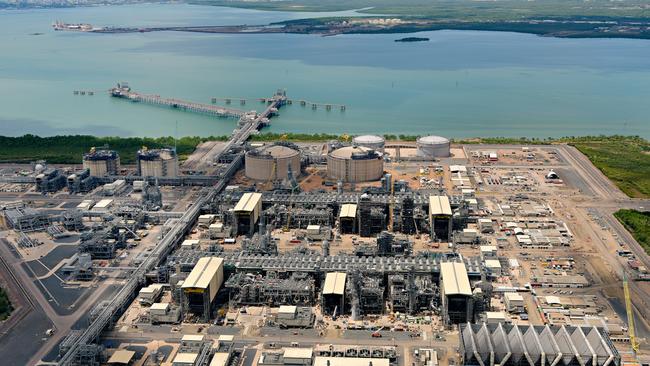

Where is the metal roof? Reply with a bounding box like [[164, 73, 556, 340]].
[[314, 357, 389, 366], [417, 135, 450, 145], [279, 305, 297, 314], [353, 135, 385, 144], [283, 348, 314, 359], [323, 272, 347, 295], [150, 302, 169, 311], [173, 353, 198, 364], [95, 199, 114, 208], [108, 350, 135, 364], [210, 352, 230, 366], [329, 146, 379, 159], [339, 204, 357, 218], [440, 262, 471, 296], [181, 257, 223, 290], [459, 323, 618, 366], [429, 195, 452, 216], [234, 192, 262, 212], [182, 334, 205, 342], [257, 144, 300, 158]]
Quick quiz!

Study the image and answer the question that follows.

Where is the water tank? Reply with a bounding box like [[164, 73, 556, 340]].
[[352, 135, 385, 153], [245, 144, 301, 181], [327, 146, 383, 183], [416, 135, 450, 158]]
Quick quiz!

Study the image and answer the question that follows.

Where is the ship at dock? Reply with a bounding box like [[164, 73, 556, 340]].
[[52, 21, 102, 32]]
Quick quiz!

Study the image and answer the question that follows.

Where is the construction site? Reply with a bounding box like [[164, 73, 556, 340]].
[[0, 88, 649, 366]]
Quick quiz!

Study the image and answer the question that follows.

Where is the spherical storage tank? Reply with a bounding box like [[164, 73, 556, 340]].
[[245, 144, 301, 181], [327, 146, 383, 183], [352, 135, 385, 153], [416, 135, 451, 158]]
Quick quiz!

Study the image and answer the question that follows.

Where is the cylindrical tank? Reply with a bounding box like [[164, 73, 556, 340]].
[[352, 135, 385, 153], [83, 149, 120, 177], [416, 135, 451, 158], [245, 144, 301, 181], [327, 146, 383, 183], [137, 148, 178, 177]]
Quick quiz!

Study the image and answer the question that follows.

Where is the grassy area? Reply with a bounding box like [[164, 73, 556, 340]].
[[569, 136, 650, 198], [614, 209, 650, 255], [0, 287, 12, 321], [0, 135, 229, 165]]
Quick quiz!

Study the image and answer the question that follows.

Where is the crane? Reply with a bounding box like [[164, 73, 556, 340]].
[[623, 272, 639, 353]]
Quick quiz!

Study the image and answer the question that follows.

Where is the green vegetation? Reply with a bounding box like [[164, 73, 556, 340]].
[[0, 287, 12, 321], [0, 135, 229, 165], [194, 0, 650, 20], [570, 136, 650, 198], [614, 210, 650, 255], [249, 132, 340, 142]]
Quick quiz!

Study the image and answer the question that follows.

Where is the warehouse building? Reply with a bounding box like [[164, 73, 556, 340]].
[[322, 272, 347, 315], [282, 348, 313, 366], [327, 146, 383, 183], [181, 257, 224, 321], [234, 192, 262, 235], [339, 204, 357, 234], [503, 292, 525, 313], [429, 195, 452, 242], [440, 262, 473, 324], [459, 323, 620, 366], [245, 144, 301, 181]]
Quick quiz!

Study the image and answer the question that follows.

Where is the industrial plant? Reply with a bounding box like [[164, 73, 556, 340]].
[[0, 88, 647, 366]]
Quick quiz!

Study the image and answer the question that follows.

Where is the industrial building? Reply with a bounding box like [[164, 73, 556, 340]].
[[35, 168, 67, 193], [503, 292, 525, 313], [245, 143, 301, 181], [137, 147, 178, 177], [322, 272, 346, 315], [440, 262, 473, 324], [352, 135, 386, 153], [3, 206, 51, 232], [181, 257, 224, 321], [107, 349, 135, 365], [327, 146, 383, 183], [416, 135, 451, 158], [233, 192, 262, 235], [82, 148, 120, 177], [314, 357, 390, 366], [459, 323, 620, 366], [429, 195, 452, 242], [339, 204, 357, 234]]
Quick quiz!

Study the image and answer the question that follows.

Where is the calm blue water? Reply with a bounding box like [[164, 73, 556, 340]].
[[1, 4, 649, 138]]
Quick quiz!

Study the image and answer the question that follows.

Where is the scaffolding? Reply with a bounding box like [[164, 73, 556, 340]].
[[3, 207, 51, 232], [224, 272, 316, 306]]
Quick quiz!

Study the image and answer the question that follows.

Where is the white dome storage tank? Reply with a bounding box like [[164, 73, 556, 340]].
[[416, 135, 451, 158], [352, 135, 385, 153]]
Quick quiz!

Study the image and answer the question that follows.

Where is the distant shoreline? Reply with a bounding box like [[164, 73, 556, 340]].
[[56, 18, 650, 40]]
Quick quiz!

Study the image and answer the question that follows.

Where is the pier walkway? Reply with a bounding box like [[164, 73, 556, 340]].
[[111, 85, 247, 118]]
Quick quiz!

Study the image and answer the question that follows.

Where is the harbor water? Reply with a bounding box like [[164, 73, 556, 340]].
[[1, 4, 649, 138]]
